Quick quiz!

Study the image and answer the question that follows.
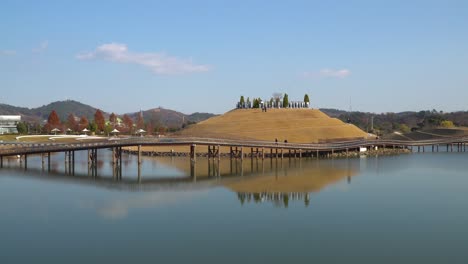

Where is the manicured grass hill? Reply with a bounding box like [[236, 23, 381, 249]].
[[384, 128, 468, 141], [176, 108, 368, 143]]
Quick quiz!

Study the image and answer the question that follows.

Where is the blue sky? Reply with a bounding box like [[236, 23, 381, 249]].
[[1, 0, 467, 114]]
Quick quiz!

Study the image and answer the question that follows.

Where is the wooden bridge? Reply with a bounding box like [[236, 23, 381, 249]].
[[0, 136, 467, 176]]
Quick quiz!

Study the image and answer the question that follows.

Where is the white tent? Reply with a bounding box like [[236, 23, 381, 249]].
[[82, 128, 90, 134], [111, 128, 120, 134], [136, 129, 146, 137], [51, 128, 61, 135]]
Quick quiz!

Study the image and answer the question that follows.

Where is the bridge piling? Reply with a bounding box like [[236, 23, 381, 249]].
[[190, 144, 196, 163], [138, 145, 142, 164]]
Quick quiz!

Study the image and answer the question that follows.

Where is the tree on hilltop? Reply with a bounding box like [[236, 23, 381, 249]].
[[304, 94, 310, 104], [240, 96, 245, 106], [283, 93, 289, 108]]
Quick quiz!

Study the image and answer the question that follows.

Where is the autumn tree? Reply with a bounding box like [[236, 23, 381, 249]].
[[123, 114, 133, 133], [109, 112, 117, 126], [440, 120, 455, 128], [136, 111, 145, 130], [67, 113, 78, 132], [79, 116, 89, 131], [46, 110, 61, 132], [94, 109, 105, 132], [146, 123, 153, 136]]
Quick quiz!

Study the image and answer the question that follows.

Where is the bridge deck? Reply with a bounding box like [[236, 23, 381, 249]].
[[0, 137, 467, 156]]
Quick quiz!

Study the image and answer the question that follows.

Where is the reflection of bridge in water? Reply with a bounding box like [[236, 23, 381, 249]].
[[0, 137, 467, 179], [0, 154, 357, 206]]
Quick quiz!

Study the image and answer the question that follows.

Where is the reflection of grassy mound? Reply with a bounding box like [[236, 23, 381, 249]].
[[177, 108, 367, 143], [225, 166, 353, 194], [385, 128, 468, 141], [152, 157, 355, 193]]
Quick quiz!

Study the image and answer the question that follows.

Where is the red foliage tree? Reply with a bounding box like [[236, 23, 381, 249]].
[[67, 113, 78, 132], [79, 116, 89, 131], [136, 111, 145, 130], [46, 110, 61, 132], [122, 114, 133, 133], [94, 109, 105, 132], [109, 112, 117, 127]]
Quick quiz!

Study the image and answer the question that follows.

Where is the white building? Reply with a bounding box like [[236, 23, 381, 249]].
[[0, 115, 21, 134]]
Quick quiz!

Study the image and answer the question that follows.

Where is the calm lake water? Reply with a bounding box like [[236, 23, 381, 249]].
[[1, 150, 467, 263]]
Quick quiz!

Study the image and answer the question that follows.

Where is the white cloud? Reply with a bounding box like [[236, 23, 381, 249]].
[[0, 50, 16, 56], [303, 68, 351, 79], [33, 40, 48, 53], [76, 43, 210, 75]]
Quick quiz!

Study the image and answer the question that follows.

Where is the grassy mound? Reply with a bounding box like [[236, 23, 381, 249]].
[[384, 128, 468, 141], [177, 108, 368, 143]]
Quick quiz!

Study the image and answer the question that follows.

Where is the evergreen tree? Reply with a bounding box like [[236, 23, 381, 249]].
[[16, 122, 28, 134], [304, 94, 310, 104], [246, 97, 251, 108], [283, 93, 289, 108], [94, 109, 105, 132], [253, 98, 259, 108], [240, 96, 245, 106]]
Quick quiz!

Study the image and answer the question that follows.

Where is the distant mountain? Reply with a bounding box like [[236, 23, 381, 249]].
[[33, 100, 98, 121], [320, 108, 468, 135], [0, 100, 98, 122], [129, 107, 216, 129], [0, 100, 216, 129]]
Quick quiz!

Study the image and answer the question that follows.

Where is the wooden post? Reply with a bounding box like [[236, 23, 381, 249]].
[[0, 156, 2, 168], [240, 147, 244, 161], [262, 147, 265, 160], [230, 147, 233, 159], [48, 152, 51, 171], [217, 145, 221, 161], [190, 144, 196, 162], [138, 145, 142, 164], [281, 148, 283, 159], [299, 149, 302, 159], [24, 154, 27, 170], [346, 148, 349, 157]]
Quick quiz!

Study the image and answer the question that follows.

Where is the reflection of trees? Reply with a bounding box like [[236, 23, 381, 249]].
[[237, 192, 311, 208]]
